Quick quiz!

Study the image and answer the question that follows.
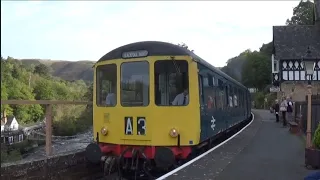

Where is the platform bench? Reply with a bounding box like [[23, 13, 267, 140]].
[[288, 121, 299, 134]]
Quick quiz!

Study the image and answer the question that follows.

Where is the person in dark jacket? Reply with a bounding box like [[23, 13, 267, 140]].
[[272, 99, 280, 122], [286, 96, 294, 122]]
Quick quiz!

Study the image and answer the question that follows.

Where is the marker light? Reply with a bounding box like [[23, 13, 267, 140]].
[[169, 128, 179, 138], [101, 127, 108, 136]]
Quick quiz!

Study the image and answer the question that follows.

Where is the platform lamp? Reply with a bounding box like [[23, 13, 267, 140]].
[[302, 46, 316, 148]]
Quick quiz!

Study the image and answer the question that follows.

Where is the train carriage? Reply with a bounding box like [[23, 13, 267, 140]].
[[86, 41, 251, 176]]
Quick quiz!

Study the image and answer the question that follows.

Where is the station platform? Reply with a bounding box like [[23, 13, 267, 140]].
[[163, 109, 318, 180]]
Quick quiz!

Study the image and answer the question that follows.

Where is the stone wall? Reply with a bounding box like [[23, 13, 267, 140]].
[[1, 150, 101, 180], [279, 82, 320, 102]]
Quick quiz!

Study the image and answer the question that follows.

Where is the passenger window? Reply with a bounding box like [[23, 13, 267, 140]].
[[96, 64, 117, 107], [154, 60, 189, 106], [233, 87, 238, 108], [121, 61, 149, 107], [212, 76, 216, 86], [217, 79, 225, 110], [228, 85, 233, 108], [204, 74, 216, 110]]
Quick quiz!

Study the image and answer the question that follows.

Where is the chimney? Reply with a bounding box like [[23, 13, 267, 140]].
[[315, 0, 320, 25], [2, 109, 7, 124]]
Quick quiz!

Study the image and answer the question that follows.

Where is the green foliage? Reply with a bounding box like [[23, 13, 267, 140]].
[[241, 51, 271, 91], [221, 0, 313, 94], [221, 50, 250, 81], [253, 92, 266, 109], [20, 59, 94, 82], [177, 42, 194, 52], [286, 0, 315, 25], [1, 149, 22, 163], [0, 57, 92, 134], [313, 123, 320, 149], [34, 63, 51, 77]]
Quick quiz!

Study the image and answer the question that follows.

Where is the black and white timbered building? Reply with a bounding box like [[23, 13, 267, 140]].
[[272, 0, 320, 100]]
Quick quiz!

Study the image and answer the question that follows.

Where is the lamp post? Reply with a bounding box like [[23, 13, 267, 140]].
[[302, 47, 316, 148]]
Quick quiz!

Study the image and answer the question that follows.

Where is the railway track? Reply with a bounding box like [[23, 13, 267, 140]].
[[84, 115, 253, 180]]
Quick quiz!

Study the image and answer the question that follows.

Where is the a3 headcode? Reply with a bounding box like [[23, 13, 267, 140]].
[[124, 116, 146, 135]]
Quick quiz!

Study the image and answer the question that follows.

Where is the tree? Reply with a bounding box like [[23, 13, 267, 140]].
[[0, 56, 92, 134], [33, 79, 56, 100], [241, 51, 271, 90], [34, 64, 51, 77], [177, 43, 194, 52], [286, 0, 315, 25], [220, 50, 251, 82], [259, 42, 273, 56]]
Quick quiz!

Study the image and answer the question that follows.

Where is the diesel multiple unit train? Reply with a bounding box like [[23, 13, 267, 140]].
[[85, 41, 252, 178]]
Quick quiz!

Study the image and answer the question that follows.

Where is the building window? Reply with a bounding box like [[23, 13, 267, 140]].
[[8, 136, 13, 144], [18, 134, 23, 142], [121, 61, 149, 107], [272, 54, 279, 73], [96, 64, 117, 107]]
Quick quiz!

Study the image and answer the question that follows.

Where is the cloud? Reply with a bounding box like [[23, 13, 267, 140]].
[[1, 1, 299, 67]]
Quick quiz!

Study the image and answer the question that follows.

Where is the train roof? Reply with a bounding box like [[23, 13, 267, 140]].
[[98, 41, 247, 89]]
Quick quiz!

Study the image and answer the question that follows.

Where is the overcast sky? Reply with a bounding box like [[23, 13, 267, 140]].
[[1, 1, 299, 67]]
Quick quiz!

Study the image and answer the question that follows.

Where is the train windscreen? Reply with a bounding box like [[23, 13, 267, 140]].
[[120, 61, 150, 107], [154, 60, 189, 106], [96, 64, 117, 107]]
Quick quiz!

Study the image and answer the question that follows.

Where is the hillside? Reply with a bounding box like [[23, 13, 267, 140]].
[[19, 59, 95, 82]]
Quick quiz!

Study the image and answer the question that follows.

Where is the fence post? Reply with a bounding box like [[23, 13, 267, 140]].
[[45, 104, 52, 156]]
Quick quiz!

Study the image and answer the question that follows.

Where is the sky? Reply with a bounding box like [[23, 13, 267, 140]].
[[1, 1, 299, 67]]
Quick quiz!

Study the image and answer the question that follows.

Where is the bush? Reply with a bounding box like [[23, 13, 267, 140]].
[[253, 91, 265, 109], [52, 109, 92, 136], [313, 123, 320, 149], [53, 117, 78, 136], [52, 104, 92, 136], [1, 149, 22, 163]]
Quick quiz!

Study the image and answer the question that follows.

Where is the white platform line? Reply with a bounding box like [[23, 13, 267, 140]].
[[156, 112, 255, 180]]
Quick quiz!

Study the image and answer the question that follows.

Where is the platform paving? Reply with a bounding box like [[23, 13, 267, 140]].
[[165, 109, 317, 180]]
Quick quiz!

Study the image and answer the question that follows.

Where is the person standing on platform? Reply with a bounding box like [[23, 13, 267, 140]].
[[286, 96, 294, 122], [280, 97, 288, 127], [272, 99, 280, 122]]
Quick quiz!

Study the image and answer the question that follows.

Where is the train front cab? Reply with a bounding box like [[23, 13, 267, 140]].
[[92, 55, 201, 168]]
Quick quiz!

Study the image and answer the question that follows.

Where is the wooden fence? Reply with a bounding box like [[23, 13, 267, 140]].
[[294, 100, 320, 137]]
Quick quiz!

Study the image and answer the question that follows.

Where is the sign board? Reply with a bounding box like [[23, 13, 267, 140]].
[[270, 86, 280, 92], [264, 98, 267, 102]]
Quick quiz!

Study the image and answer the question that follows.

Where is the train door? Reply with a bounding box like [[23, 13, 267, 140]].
[[214, 78, 226, 133], [198, 74, 208, 141], [203, 73, 219, 138], [226, 83, 237, 129]]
